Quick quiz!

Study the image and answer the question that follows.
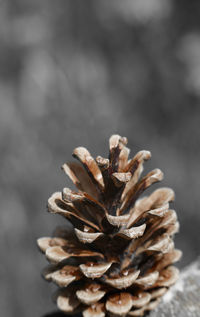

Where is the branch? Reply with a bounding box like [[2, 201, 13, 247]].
[[149, 258, 200, 317]]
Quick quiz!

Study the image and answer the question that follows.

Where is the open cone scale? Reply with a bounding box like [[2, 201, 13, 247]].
[[38, 135, 181, 316]]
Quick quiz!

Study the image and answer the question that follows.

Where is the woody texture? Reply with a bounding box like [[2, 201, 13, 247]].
[[37, 135, 181, 317]]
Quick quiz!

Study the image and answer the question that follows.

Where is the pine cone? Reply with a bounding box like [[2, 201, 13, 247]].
[[37, 135, 181, 317]]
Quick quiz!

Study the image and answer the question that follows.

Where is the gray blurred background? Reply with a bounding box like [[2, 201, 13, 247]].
[[0, 1, 200, 316]]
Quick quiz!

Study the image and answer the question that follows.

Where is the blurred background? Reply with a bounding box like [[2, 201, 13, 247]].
[[0, 0, 200, 316]]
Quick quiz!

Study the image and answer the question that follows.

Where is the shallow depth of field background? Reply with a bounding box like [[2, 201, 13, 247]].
[[0, 1, 200, 316]]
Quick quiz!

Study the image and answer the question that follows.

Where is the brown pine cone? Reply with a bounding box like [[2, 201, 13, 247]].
[[37, 135, 181, 317]]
